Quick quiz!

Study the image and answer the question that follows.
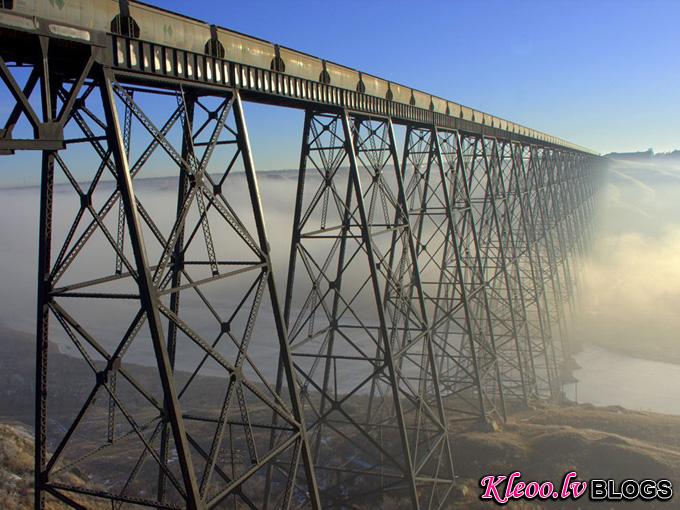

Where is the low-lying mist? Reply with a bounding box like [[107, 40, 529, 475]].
[[2, 155, 679, 373], [573, 158, 680, 363]]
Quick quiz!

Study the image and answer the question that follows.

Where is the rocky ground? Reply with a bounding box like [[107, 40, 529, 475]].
[[0, 423, 111, 510], [2, 404, 679, 508], [449, 403, 680, 509]]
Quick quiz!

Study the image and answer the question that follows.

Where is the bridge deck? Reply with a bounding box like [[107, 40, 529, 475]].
[[0, 0, 596, 155]]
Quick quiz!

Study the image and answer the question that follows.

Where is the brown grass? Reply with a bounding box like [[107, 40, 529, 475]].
[[449, 403, 680, 509], [0, 423, 110, 510]]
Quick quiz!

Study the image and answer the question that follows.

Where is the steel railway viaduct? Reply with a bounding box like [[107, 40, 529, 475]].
[[0, 0, 604, 508]]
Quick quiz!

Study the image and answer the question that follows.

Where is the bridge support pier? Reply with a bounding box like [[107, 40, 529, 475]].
[[29, 66, 321, 509], [281, 110, 455, 508]]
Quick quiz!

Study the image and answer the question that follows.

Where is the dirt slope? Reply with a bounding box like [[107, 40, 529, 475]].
[[449, 404, 680, 509]]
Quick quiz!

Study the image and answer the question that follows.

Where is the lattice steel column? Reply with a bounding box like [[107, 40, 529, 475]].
[[402, 125, 495, 425], [34, 35, 57, 510], [509, 143, 558, 398], [556, 150, 586, 348], [102, 68, 204, 509], [479, 137, 533, 405], [548, 151, 577, 333], [449, 133, 508, 421], [538, 148, 573, 378], [283, 111, 454, 508], [492, 139, 539, 402], [29, 62, 320, 508], [525, 149, 563, 379]]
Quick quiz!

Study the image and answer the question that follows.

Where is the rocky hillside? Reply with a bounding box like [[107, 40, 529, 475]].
[[0, 423, 34, 509], [449, 404, 680, 509], [0, 423, 112, 509]]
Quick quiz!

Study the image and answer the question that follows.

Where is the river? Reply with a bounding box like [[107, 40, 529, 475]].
[[564, 345, 680, 416]]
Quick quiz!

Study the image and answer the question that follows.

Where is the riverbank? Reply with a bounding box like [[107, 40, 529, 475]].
[[584, 339, 680, 367], [565, 344, 680, 415]]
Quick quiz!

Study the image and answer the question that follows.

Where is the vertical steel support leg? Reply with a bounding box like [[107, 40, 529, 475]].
[[531, 147, 561, 397], [541, 150, 570, 376], [34, 35, 54, 510], [284, 111, 456, 507], [35, 142, 54, 510], [341, 111, 419, 507], [497, 139, 539, 401], [157, 90, 196, 504], [481, 137, 529, 405], [99, 68, 203, 510], [233, 94, 321, 510], [458, 133, 507, 421], [265, 110, 317, 509], [544, 150, 573, 369], [431, 127, 489, 421], [386, 119, 454, 505], [511, 143, 556, 397], [529, 147, 563, 391]]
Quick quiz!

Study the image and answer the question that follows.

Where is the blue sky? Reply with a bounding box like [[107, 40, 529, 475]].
[[1, 0, 679, 186]]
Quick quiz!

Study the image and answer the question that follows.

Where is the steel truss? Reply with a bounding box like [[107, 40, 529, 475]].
[[282, 111, 454, 508], [0, 29, 604, 510], [402, 127, 507, 425], [3, 40, 321, 510]]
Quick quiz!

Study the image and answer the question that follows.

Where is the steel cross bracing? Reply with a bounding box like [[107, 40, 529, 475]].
[[0, 22, 604, 510], [5, 38, 324, 510], [510, 144, 560, 398], [402, 128, 508, 425], [281, 111, 454, 508]]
